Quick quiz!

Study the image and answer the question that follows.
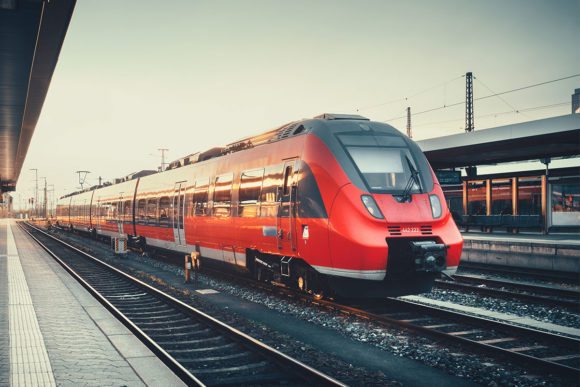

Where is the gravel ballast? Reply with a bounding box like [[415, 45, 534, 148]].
[[46, 227, 574, 386]]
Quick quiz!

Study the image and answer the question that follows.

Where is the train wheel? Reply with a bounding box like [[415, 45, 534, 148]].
[[295, 265, 324, 300]]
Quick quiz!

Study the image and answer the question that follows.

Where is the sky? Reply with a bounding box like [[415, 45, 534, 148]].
[[14, 0, 580, 209]]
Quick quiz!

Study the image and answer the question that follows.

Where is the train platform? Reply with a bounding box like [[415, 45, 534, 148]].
[[0, 219, 184, 387], [460, 232, 580, 274]]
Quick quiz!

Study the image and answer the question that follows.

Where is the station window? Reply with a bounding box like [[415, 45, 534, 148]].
[[467, 180, 486, 215], [551, 178, 580, 227], [158, 196, 171, 226], [213, 174, 233, 217], [192, 178, 209, 216], [518, 177, 541, 215], [239, 169, 264, 217], [442, 184, 464, 217], [260, 164, 283, 217], [491, 179, 512, 215]]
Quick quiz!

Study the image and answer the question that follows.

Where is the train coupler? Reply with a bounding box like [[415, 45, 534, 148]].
[[410, 241, 447, 272]]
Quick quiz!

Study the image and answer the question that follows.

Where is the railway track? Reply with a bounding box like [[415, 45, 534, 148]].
[[198, 266, 580, 381], [37, 223, 580, 381], [167, 257, 580, 381], [435, 275, 580, 309], [340, 297, 580, 380], [20, 222, 343, 387]]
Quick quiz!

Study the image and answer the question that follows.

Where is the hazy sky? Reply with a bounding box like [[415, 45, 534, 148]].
[[15, 0, 580, 207]]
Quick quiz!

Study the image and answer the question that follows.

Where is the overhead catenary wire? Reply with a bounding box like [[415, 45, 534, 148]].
[[383, 73, 580, 123], [474, 77, 525, 118], [412, 101, 569, 129], [356, 75, 464, 112]]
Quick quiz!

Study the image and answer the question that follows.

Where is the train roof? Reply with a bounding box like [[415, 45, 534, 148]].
[[164, 113, 400, 170], [59, 114, 403, 200]]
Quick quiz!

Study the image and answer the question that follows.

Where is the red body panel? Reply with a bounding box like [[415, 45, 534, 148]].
[[56, 121, 463, 296]]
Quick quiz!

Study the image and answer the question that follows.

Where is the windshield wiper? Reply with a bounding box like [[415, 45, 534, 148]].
[[398, 155, 421, 202]]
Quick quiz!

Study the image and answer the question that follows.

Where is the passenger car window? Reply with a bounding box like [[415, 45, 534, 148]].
[[239, 169, 264, 217], [213, 174, 233, 217], [158, 196, 171, 226], [137, 199, 146, 222], [260, 164, 283, 217], [192, 178, 209, 216]]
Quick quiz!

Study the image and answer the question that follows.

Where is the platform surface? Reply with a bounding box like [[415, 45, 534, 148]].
[[462, 232, 580, 246], [0, 219, 185, 387]]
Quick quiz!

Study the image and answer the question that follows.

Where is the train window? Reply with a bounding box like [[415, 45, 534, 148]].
[[345, 146, 421, 193], [374, 135, 407, 147], [239, 169, 264, 217], [338, 133, 406, 147], [283, 165, 293, 196], [213, 174, 233, 217], [104, 202, 114, 221], [137, 199, 146, 222], [158, 196, 171, 226], [146, 198, 158, 225], [113, 202, 120, 221], [192, 178, 209, 216], [260, 164, 283, 217], [123, 200, 132, 222]]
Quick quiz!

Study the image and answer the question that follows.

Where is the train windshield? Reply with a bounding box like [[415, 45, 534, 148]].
[[338, 133, 427, 194]]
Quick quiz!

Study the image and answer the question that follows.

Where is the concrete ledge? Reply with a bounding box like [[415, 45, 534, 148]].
[[461, 236, 580, 273]]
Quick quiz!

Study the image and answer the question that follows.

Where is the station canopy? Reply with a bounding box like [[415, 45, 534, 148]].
[[0, 0, 76, 192], [417, 114, 580, 169]]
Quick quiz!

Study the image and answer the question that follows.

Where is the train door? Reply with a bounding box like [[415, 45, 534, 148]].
[[277, 160, 297, 251], [172, 181, 186, 246], [116, 196, 124, 234]]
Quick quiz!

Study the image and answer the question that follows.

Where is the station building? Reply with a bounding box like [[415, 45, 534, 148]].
[[418, 113, 580, 233]]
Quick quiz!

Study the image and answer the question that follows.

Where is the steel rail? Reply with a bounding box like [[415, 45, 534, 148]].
[[21, 222, 344, 386], [186, 263, 580, 380], [451, 274, 580, 299], [37, 222, 580, 381], [435, 278, 579, 309]]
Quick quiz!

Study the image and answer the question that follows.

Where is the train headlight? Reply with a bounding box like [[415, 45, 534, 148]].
[[429, 194, 442, 219], [361, 195, 384, 219]]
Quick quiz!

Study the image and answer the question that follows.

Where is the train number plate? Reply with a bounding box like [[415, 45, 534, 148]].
[[402, 227, 420, 234]]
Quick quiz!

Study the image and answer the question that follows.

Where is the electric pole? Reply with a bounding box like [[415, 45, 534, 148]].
[[48, 184, 54, 218], [465, 72, 474, 132], [40, 177, 47, 219], [158, 148, 169, 172], [406, 106, 412, 138], [30, 168, 38, 217]]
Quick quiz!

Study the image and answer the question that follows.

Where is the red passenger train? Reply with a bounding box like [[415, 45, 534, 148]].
[[56, 114, 462, 298]]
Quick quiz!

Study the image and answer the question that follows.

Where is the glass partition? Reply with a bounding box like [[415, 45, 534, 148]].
[[442, 184, 463, 216], [551, 178, 580, 226], [467, 180, 486, 215], [518, 176, 541, 215], [491, 179, 512, 214]]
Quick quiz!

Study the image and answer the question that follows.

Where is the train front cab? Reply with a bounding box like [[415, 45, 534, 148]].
[[305, 119, 463, 298]]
